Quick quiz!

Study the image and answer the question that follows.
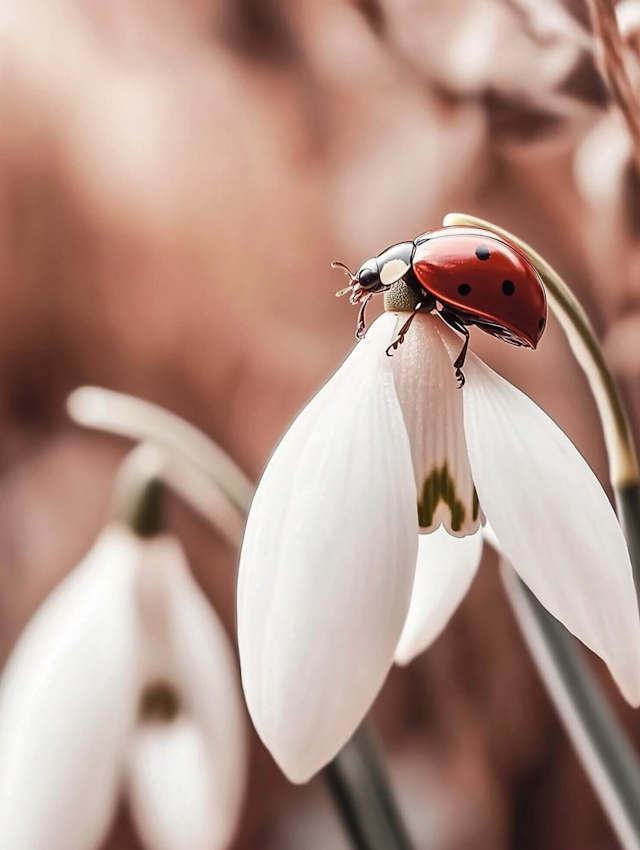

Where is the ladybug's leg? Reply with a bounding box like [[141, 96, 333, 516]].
[[385, 303, 423, 356], [355, 293, 373, 340], [439, 309, 470, 388]]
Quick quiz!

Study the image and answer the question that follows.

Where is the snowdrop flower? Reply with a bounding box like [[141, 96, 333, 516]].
[[0, 523, 247, 850], [238, 308, 640, 783]]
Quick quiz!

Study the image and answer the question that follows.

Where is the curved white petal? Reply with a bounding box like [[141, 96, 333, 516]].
[[0, 525, 141, 850], [480, 520, 501, 554], [127, 719, 224, 850], [394, 527, 483, 665], [391, 313, 480, 536], [463, 355, 640, 705], [238, 313, 418, 782], [130, 539, 247, 850]]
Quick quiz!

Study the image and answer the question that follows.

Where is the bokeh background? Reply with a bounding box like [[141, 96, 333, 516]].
[[1, 0, 640, 847]]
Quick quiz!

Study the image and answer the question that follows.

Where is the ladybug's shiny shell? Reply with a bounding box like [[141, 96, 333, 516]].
[[410, 226, 547, 348]]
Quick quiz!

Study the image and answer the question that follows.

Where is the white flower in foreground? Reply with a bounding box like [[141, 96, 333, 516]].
[[0, 524, 246, 850], [238, 310, 640, 782]]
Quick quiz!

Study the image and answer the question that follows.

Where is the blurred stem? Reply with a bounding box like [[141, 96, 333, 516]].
[[586, 0, 640, 171], [70, 387, 413, 850], [502, 569, 640, 850], [324, 725, 413, 850], [110, 441, 246, 548], [443, 214, 640, 850], [67, 386, 254, 515], [111, 443, 166, 537], [69, 389, 246, 546], [112, 441, 246, 547]]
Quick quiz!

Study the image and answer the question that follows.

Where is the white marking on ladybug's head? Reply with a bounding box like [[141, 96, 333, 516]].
[[379, 258, 410, 286]]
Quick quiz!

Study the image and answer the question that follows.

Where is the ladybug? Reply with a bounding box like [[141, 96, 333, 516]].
[[333, 225, 547, 387]]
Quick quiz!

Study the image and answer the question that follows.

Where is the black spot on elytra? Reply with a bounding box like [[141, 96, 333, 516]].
[[458, 283, 471, 296], [502, 279, 515, 296], [475, 245, 490, 261], [538, 316, 546, 332]]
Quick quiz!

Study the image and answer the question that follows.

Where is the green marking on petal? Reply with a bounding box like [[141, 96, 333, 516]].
[[139, 681, 181, 722], [417, 463, 467, 532], [472, 487, 480, 522]]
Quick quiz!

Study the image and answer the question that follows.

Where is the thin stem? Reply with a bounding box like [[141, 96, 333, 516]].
[[586, 0, 640, 170], [324, 726, 413, 850], [111, 443, 166, 537], [443, 212, 639, 487], [617, 484, 640, 595], [70, 387, 413, 850], [67, 387, 254, 515], [110, 442, 245, 548], [503, 568, 640, 850]]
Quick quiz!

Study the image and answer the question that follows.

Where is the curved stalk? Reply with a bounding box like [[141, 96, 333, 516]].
[[111, 442, 166, 537], [442, 213, 640, 850], [110, 442, 245, 547], [67, 387, 254, 515], [442, 212, 639, 488]]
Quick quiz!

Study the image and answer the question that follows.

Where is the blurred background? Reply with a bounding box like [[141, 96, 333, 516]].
[[1, 0, 640, 848]]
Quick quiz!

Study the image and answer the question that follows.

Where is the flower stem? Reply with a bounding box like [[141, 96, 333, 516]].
[[443, 212, 639, 488], [503, 568, 640, 850], [444, 213, 640, 850], [67, 386, 254, 514], [70, 386, 414, 850], [110, 443, 167, 537], [617, 483, 640, 594], [69, 390, 246, 546], [324, 726, 413, 850]]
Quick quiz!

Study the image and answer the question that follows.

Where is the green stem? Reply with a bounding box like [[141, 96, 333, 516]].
[[503, 569, 640, 850], [617, 484, 640, 595], [110, 443, 166, 537], [324, 726, 413, 850]]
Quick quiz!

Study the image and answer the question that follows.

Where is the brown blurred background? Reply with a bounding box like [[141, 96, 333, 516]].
[[1, 0, 640, 848]]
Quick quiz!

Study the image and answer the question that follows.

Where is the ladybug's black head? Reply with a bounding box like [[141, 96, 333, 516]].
[[355, 258, 384, 293], [332, 242, 413, 301]]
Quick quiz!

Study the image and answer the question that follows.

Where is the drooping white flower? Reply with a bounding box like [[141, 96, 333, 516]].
[[238, 310, 640, 783], [0, 524, 247, 850]]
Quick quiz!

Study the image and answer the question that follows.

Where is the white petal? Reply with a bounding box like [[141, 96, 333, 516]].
[[127, 719, 224, 850], [0, 525, 141, 850], [480, 520, 501, 554], [391, 312, 480, 536], [129, 540, 247, 850], [394, 527, 483, 665], [463, 355, 640, 705], [238, 313, 418, 782]]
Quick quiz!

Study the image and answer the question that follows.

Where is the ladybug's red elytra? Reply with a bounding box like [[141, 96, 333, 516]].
[[333, 225, 547, 387]]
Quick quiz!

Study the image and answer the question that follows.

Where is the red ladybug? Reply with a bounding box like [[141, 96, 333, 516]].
[[333, 225, 547, 387]]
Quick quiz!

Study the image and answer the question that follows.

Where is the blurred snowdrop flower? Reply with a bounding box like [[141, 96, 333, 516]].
[[0, 523, 246, 850], [617, 0, 640, 45], [238, 310, 640, 782]]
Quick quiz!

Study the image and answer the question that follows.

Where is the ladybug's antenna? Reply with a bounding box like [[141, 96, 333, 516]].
[[331, 261, 357, 298]]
